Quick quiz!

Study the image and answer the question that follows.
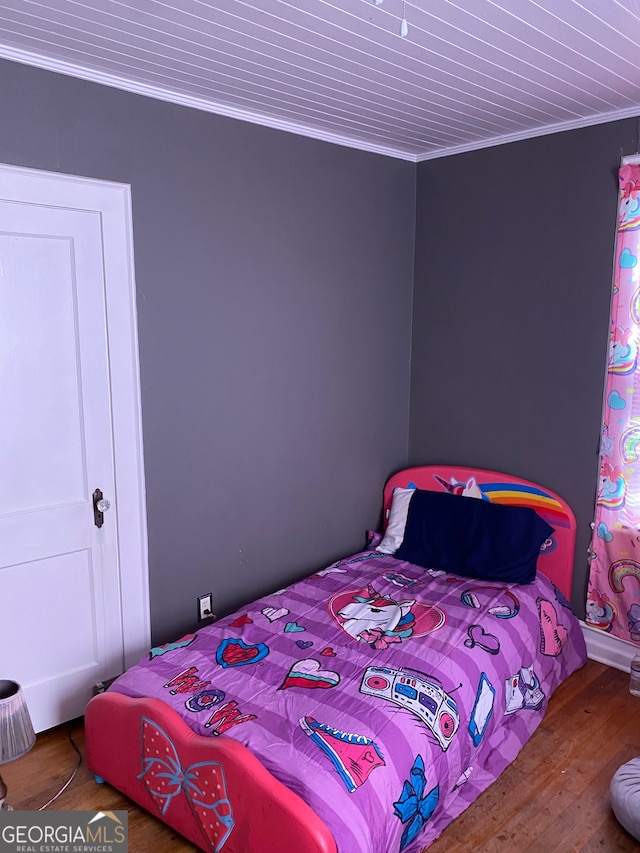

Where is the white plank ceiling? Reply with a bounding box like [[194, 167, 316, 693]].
[[0, 1, 639, 161]]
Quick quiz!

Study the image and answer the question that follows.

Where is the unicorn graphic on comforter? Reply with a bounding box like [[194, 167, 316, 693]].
[[330, 584, 445, 650]]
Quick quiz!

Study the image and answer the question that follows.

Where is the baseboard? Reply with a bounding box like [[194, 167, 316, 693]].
[[580, 621, 638, 673]]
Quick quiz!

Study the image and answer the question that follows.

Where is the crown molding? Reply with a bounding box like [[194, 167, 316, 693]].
[[0, 44, 418, 162], [2, 43, 639, 164], [416, 107, 640, 162]]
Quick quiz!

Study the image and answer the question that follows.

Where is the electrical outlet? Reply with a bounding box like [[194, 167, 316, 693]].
[[197, 593, 213, 622]]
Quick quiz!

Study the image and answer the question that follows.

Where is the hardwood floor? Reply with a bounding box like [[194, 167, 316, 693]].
[[2, 659, 639, 852]]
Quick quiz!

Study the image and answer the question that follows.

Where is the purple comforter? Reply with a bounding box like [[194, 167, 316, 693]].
[[111, 540, 587, 853]]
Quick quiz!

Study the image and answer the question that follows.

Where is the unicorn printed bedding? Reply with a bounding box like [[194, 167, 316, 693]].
[[85, 466, 587, 853]]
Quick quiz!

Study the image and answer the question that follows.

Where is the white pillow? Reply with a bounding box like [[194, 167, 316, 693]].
[[376, 487, 415, 554]]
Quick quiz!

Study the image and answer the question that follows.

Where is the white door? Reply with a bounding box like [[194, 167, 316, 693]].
[[0, 166, 149, 732]]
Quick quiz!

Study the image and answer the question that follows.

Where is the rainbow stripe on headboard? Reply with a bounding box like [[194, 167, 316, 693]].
[[474, 482, 570, 529]]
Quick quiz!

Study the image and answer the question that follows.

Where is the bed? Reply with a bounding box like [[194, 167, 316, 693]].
[[84, 465, 588, 853]]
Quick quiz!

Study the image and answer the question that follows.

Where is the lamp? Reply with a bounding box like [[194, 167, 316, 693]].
[[0, 680, 36, 810]]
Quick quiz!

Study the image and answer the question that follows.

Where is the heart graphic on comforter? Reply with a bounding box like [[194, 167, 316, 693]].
[[538, 598, 568, 656], [216, 638, 269, 667], [464, 624, 500, 655], [279, 658, 340, 690], [261, 606, 289, 622]]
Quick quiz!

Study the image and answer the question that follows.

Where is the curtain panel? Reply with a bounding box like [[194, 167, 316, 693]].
[[587, 162, 640, 645]]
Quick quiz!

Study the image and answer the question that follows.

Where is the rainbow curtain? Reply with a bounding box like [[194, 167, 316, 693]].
[[587, 162, 640, 644]]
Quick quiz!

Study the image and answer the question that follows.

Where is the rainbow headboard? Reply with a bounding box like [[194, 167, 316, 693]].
[[383, 465, 577, 601]]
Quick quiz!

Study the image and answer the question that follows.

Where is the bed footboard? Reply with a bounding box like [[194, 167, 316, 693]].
[[85, 692, 337, 853]]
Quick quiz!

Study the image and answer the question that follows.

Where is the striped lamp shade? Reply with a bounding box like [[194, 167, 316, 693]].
[[0, 681, 36, 765]]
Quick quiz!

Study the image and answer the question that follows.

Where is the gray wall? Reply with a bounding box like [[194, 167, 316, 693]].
[[4, 56, 627, 634], [411, 120, 639, 615], [0, 59, 415, 643]]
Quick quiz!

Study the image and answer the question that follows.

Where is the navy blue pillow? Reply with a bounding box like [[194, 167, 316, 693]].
[[394, 489, 554, 584]]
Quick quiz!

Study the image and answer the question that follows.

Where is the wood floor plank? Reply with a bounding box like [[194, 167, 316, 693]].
[[527, 744, 640, 852]]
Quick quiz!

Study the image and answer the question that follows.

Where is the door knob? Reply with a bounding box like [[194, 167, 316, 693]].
[[93, 488, 111, 528]]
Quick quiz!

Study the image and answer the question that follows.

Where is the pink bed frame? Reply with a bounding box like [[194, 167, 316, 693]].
[[84, 465, 576, 853]]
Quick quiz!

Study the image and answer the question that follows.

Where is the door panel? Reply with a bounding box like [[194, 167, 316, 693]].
[[2, 551, 99, 679], [0, 232, 87, 511], [0, 198, 125, 732]]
